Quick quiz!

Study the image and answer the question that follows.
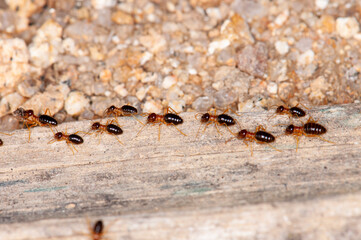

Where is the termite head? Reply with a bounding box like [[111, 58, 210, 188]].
[[238, 129, 248, 139], [285, 125, 294, 134], [201, 113, 210, 123], [91, 122, 101, 130], [54, 132, 63, 139], [105, 105, 116, 115], [147, 113, 157, 123], [13, 108, 26, 117], [276, 106, 285, 114]]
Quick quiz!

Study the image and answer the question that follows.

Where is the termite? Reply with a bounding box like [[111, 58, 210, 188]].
[[13, 108, 58, 141], [226, 125, 280, 156], [87, 120, 123, 145], [195, 108, 239, 137], [136, 106, 186, 141], [103, 104, 143, 125], [48, 127, 84, 154], [268, 104, 307, 120], [285, 117, 334, 151]]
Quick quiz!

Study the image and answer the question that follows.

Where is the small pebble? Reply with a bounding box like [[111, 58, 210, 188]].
[[143, 100, 162, 113], [29, 20, 63, 68], [220, 14, 254, 44], [112, 10, 134, 25], [274, 10, 289, 26], [162, 76, 177, 89], [99, 69, 112, 82], [136, 87, 148, 101], [65, 91, 90, 116], [0, 92, 25, 117], [208, 39, 230, 55], [22, 84, 69, 116], [275, 41, 289, 55], [192, 96, 213, 111], [267, 82, 278, 95], [315, 0, 329, 10], [114, 84, 129, 97], [298, 50, 315, 66], [214, 89, 237, 109], [91, 0, 116, 9], [0, 38, 29, 96], [236, 42, 268, 78], [336, 17, 360, 39], [169, 100, 186, 113]]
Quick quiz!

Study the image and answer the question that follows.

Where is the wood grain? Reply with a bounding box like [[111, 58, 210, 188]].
[[0, 103, 360, 239]]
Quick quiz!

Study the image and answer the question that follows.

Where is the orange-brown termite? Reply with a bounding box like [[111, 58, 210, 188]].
[[48, 127, 84, 154], [195, 108, 239, 137], [103, 104, 143, 125], [226, 125, 280, 156], [136, 106, 186, 141], [285, 117, 334, 151], [87, 120, 123, 145], [13, 108, 58, 141]]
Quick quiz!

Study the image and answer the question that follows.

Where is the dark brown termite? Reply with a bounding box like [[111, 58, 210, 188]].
[[136, 106, 186, 141], [285, 117, 333, 151], [226, 125, 280, 156], [87, 120, 123, 145], [103, 104, 143, 125], [48, 127, 84, 154], [13, 108, 58, 141], [268, 103, 308, 120], [195, 108, 239, 137]]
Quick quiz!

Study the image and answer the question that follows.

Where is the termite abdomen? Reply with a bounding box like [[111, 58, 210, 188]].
[[39, 114, 58, 126], [69, 134, 84, 144], [255, 131, 275, 143], [164, 113, 183, 125], [217, 114, 235, 126], [304, 122, 326, 135], [106, 124, 123, 135]]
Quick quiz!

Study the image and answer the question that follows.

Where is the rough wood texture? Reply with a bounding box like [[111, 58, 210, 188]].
[[1, 103, 360, 239]]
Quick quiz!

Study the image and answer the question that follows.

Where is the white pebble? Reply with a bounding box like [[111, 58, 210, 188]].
[[274, 10, 289, 26], [65, 91, 89, 116], [275, 41, 289, 55], [315, 0, 329, 9], [169, 100, 185, 113], [298, 49, 315, 66], [0, 38, 29, 95], [162, 76, 176, 89], [91, 0, 116, 9], [267, 82, 278, 94], [336, 17, 360, 39], [140, 51, 153, 65], [29, 20, 63, 68], [143, 100, 162, 113], [208, 39, 230, 55], [136, 86, 147, 101], [114, 84, 128, 97], [188, 68, 197, 75], [206, 8, 222, 20], [62, 38, 76, 53]]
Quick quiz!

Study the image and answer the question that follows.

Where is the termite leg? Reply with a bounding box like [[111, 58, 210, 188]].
[[135, 122, 148, 138], [170, 123, 187, 137]]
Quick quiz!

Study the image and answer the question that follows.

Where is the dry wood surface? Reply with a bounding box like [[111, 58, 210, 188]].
[[0, 103, 361, 239]]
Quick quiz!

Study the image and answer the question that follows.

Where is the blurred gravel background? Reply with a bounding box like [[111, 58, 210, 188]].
[[0, 0, 360, 131]]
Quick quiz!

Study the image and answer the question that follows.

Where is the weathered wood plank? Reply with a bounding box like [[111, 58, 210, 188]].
[[2, 193, 361, 240], [0, 103, 360, 238]]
